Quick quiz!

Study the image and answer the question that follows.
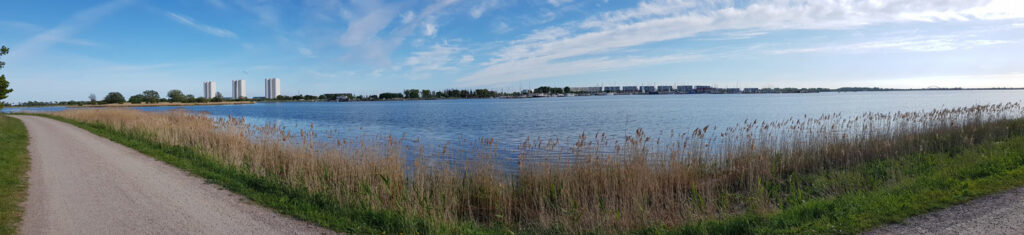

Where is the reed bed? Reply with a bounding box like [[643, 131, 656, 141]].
[[53, 102, 1024, 232]]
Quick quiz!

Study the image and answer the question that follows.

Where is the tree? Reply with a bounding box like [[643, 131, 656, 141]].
[[184, 94, 195, 103], [167, 89, 185, 102], [89, 93, 97, 104], [379, 92, 403, 99], [128, 94, 146, 104], [421, 89, 432, 99], [403, 89, 420, 99], [141, 90, 160, 103], [564, 86, 571, 93], [212, 92, 224, 102], [0, 45, 11, 110], [103, 92, 126, 104]]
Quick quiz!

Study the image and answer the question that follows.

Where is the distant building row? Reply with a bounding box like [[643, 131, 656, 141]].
[[569, 85, 763, 94], [201, 78, 281, 99]]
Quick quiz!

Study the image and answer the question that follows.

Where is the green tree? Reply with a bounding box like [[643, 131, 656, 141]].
[[403, 89, 420, 99], [379, 92, 403, 99], [421, 89, 432, 99], [212, 92, 224, 102], [184, 94, 196, 103], [167, 89, 185, 102], [103, 92, 126, 104], [141, 90, 160, 103], [128, 94, 146, 104], [0, 45, 11, 110], [564, 86, 571, 93]]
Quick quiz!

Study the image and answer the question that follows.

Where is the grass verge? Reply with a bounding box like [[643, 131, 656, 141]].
[[0, 115, 30, 235], [659, 136, 1024, 234]]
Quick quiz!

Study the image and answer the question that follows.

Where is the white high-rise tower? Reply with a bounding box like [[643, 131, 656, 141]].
[[265, 78, 280, 99], [203, 81, 216, 99], [232, 80, 246, 99]]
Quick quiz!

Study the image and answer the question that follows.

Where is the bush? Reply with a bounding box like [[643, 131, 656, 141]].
[[103, 92, 125, 104]]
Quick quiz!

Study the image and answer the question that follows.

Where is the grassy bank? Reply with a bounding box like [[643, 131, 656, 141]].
[[0, 115, 30, 235], [669, 134, 1024, 233], [36, 103, 1024, 233]]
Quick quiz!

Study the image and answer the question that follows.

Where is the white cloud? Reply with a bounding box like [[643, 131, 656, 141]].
[[1014, 22, 1024, 28], [770, 37, 1014, 54], [492, 21, 512, 34], [460, 0, 1024, 86], [424, 23, 438, 36], [406, 44, 461, 71], [547, 0, 573, 7], [166, 12, 237, 38], [460, 55, 475, 63], [414, 0, 459, 37], [401, 11, 416, 24], [298, 47, 313, 57], [471, 0, 500, 19], [338, 1, 402, 65]]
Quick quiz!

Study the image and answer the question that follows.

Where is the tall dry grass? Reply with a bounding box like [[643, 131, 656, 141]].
[[53, 103, 1024, 232]]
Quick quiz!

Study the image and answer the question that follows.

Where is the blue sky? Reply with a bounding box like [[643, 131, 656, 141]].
[[2, 0, 1024, 102]]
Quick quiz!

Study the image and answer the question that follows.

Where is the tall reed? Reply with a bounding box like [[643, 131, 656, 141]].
[[53, 102, 1024, 232]]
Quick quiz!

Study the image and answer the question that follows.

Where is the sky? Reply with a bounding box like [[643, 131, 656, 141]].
[[2, 0, 1024, 102]]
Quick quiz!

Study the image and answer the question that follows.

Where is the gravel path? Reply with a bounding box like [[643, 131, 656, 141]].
[[868, 186, 1024, 234], [13, 115, 333, 234]]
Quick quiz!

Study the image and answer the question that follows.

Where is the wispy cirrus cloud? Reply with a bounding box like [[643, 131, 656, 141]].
[[769, 37, 1015, 54], [14, 0, 134, 58], [470, 0, 501, 19], [547, 0, 573, 7], [459, 0, 1024, 86], [405, 44, 461, 71], [166, 12, 237, 38]]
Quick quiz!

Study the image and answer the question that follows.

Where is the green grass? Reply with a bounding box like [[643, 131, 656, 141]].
[[0, 115, 30, 235], [27, 113, 1024, 234], [656, 137, 1024, 234]]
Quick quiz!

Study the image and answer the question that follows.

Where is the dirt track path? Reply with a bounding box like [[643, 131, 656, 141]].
[[868, 186, 1024, 234], [13, 115, 332, 234]]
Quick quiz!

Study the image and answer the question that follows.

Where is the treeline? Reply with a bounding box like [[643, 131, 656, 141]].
[[758, 87, 833, 93], [14, 89, 242, 106]]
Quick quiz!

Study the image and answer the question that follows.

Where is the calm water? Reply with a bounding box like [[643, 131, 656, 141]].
[[7, 90, 1024, 154]]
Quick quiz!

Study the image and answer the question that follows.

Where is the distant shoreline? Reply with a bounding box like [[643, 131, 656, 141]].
[[9, 88, 1024, 107], [72, 101, 256, 108]]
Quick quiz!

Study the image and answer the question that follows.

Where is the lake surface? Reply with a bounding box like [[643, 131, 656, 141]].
[[7, 90, 1024, 155]]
